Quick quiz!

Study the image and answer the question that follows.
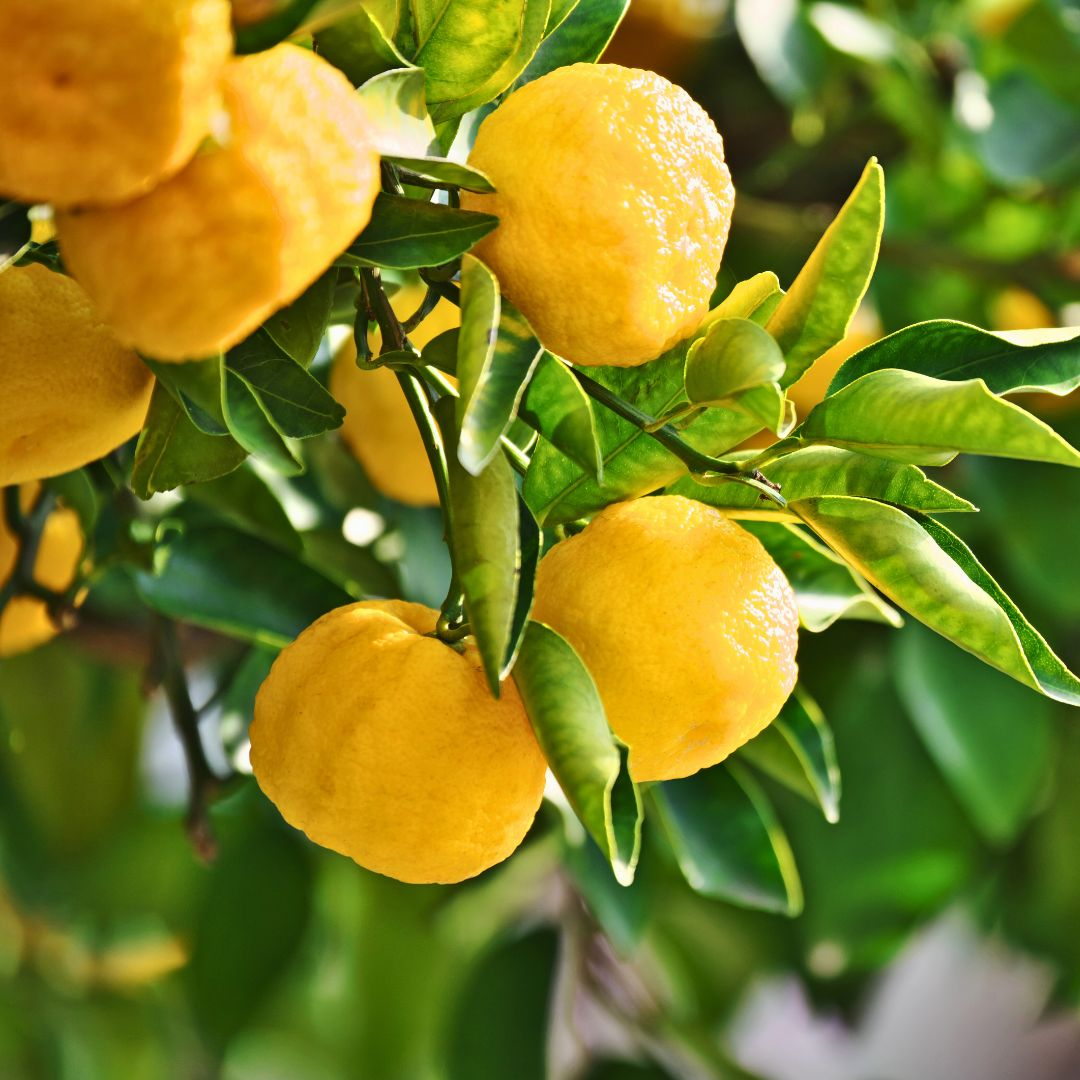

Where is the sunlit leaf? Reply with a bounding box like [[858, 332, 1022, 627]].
[[513, 622, 642, 884]]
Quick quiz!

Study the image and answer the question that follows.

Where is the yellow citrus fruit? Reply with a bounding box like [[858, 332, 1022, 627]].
[[0, 485, 83, 657], [461, 63, 734, 367], [0, 264, 153, 486], [250, 600, 547, 884], [0, 0, 232, 208], [329, 285, 459, 507], [57, 44, 381, 362], [532, 495, 799, 782]]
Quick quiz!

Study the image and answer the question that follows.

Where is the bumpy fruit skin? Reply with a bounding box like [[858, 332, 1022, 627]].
[[250, 600, 547, 884], [461, 63, 734, 367], [57, 45, 381, 362], [0, 0, 232, 207], [329, 285, 459, 507], [0, 485, 82, 657], [0, 265, 153, 486], [532, 495, 799, 782]]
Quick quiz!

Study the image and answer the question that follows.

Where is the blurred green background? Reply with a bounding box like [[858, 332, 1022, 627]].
[[3, 1, 1080, 1077]]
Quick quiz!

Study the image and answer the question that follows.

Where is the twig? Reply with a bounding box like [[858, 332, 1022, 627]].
[[152, 617, 226, 862]]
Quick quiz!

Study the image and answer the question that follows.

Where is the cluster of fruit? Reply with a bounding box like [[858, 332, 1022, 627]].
[[1, 3, 801, 886]]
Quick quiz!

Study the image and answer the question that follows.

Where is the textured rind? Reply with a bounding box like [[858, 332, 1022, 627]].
[[329, 286, 459, 507], [57, 45, 381, 361], [0, 265, 154, 486], [461, 63, 734, 367], [0, 485, 83, 657], [249, 600, 547, 884], [532, 495, 799, 781], [0, 0, 232, 207]]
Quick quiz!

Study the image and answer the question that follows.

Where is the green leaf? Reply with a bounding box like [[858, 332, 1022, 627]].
[[408, 0, 550, 123], [741, 519, 901, 632], [313, 8, 408, 88], [143, 356, 229, 436], [183, 464, 301, 555], [670, 446, 975, 514], [457, 257, 543, 475], [421, 326, 459, 375], [894, 623, 1054, 846], [684, 317, 786, 405], [131, 385, 246, 499], [355, 67, 437, 156], [386, 155, 495, 193], [261, 269, 336, 368], [828, 319, 1080, 398], [300, 526, 400, 600], [341, 193, 498, 271], [221, 368, 303, 475], [504, 499, 540, 673], [0, 200, 31, 268], [233, 0, 320, 53], [227, 331, 345, 440], [739, 686, 841, 823], [767, 159, 885, 387], [516, 0, 630, 85], [436, 399, 521, 693], [792, 496, 1080, 705], [735, 0, 826, 105], [136, 526, 352, 647], [712, 270, 784, 323], [523, 342, 758, 526], [653, 762, 803, 915], [519, 352, 602, 480], [800, 369, 1080, 467], [513, 622, 642, 884]]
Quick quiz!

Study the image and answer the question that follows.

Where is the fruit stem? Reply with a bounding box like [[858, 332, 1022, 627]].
[[0, 487, 69, 618], [570, 369, 787, 507]]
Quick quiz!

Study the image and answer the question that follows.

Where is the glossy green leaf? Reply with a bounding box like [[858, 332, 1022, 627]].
[[386, 155, 496, 193], [741, 519, 901, 631], [894, 623, 1054, 846], [420, 327, 459, 375], [354, 67, 437, 155], [792, 496, 1080, 705], [523, 342, 758, 526], [226, 332, 345, 440], [712, 270, 784, 323], [131, 385, 246, 499], [545, 0, 580, 34], [221, 368, 303, 475], [143, 356, 228, 435], [519, 352, 602, 480], [409, 0, 550, 123], [261, 269, 337, 367], [517, 0, 630, 84], [136, 526, 352, 647], [342, 193, 498, 271], [735, 0, 826, 105], [767, 159, 884, 386], [313, 8, 407, 88], [828, 319, 1080, 398], [512, 622, 641, 884], [684, 317, 786, 405], [739, 686, 841, 823], [300, 527, 400, 600], [504, 500, 540, 673], [653, 762, 803, 915], [457, 259, 543, 475], [670, 446, 974, 514], [436, 399, 521, 693], [183, 465, 301, 555], [800, 368, 1080, 467]]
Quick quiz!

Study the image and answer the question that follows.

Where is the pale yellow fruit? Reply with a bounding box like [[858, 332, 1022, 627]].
[[329, 285, 459, 506], [532, 495, 799, 782], [0, 0, 232, 207], [0, 264, 153, 486], [461, 63, 734, 367], [0, 484, 83, 657], [250, 600, 547, 884], [57, 45, 381, 361]]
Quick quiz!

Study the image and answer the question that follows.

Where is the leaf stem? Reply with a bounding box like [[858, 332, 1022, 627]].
[[570, 369, 786, 506]]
